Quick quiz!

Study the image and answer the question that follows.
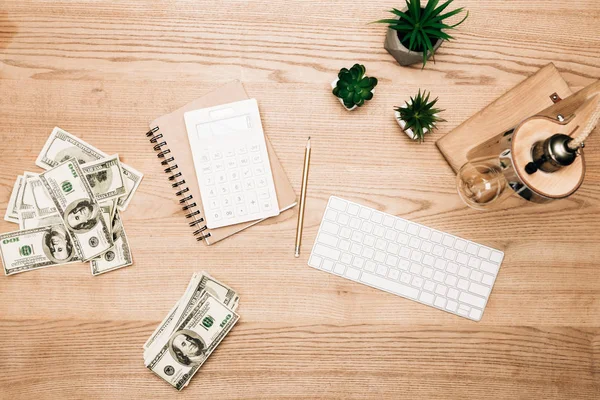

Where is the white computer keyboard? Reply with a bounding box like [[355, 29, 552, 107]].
[[184, 99, 280, 229], [308, 196, 504, 321]]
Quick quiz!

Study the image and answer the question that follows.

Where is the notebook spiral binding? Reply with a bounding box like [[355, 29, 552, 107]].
[[146, 126, 210, 241]]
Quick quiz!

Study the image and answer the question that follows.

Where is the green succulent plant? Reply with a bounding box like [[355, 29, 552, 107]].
[[333, 64, 378, 109], [396, 89, 446, 142], [374, 0, 468, 67]]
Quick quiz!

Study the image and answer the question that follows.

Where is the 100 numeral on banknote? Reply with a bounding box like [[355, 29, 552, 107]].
[[39, 160, 113, 261]]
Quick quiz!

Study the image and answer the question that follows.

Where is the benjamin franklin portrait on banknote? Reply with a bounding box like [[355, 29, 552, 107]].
[[168, 330, 207, 366], [64, 199, 100, 233], [42, 226, 75, 263]]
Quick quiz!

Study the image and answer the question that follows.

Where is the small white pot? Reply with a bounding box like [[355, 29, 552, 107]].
[[395, 102, 431, 140], [331, 79, 375, 111]]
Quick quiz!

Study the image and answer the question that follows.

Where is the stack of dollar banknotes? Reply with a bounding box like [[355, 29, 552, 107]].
[[1, 127, 143, 276], [143, 271, 240, 390]]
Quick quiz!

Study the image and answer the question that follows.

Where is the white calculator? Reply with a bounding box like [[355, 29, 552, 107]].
[[184, 98, 280, 229]]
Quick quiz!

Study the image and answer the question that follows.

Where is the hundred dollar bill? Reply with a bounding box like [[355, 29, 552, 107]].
[[0, 224, 80, 275], [16, 172, 39, 213], [143, 272, 239, 352], [27, 176, 58, 218], [39, 159, 113, 261], [4, 175, 24, 223], [18, 210, 63, 230], [81, 155, 126, 202], [90, 212, 132, 276], [35, 127, 144, 211], [145, 292, 239, 390], [98, 199, 116, 231]]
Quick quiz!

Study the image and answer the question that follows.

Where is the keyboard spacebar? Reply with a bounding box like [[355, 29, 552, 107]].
[[360, 272, 419, 299]]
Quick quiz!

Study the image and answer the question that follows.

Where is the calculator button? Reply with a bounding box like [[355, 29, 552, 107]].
[[244, 179, 255, 190], [261, 200, 272, 211], [211, 151, 222, 160], [237, 205, 247, 216], [204, 176, 215, 186], [231, 182, 242, 193], [216, 173, 227, 184], [219, 185, 229, 195], [212, 211, 222, 221], [253, 166, 265, 176], [229, 170, 240, 181], [257, 177, 267, 188], [226, 159, 237, 169], [252, 154, 262, 164], [239, 155, 250, 166], [225, 150, 236, 158], [213, 161, 224, 172], [200, 154, 210, 163], [242, 167, 252, 178], [234, 194, 245, 204], [207, 188, 217, 197], [237, 146, 247, 154], [223, 208, 235, 219], [208, 199, 219, 210], [258, 189, 270, 199], [221, 195, 232, 207], [201, 164, 212, 174], [250, 144, 260, 152]]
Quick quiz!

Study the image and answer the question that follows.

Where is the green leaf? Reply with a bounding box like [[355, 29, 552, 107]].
[[449, 10, 469, 28]]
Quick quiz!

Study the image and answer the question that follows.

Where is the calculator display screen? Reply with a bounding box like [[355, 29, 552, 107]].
[[196, 114, 252, 138]]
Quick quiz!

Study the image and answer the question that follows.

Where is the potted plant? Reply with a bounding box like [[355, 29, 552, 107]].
[[395, 89, 445, 142], [331, 64, 378, 111], [374, 0, 468, 68]]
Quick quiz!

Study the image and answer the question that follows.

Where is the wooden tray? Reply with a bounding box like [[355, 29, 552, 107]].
[[436, 63, 573, 173]]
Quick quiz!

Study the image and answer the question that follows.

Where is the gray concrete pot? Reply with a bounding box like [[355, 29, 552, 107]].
[[384, 24, 443, 67]]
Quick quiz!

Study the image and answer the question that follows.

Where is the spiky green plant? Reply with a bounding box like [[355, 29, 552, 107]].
[[374, 0, 468, 67], [333, 64, 378, 109], [396, 89, 446, 142]]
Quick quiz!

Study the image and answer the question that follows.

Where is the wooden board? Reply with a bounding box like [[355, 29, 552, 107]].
[[1, 1, 600, 399], [436, 63, 573, 172]]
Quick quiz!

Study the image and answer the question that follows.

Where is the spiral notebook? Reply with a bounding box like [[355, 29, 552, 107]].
[[146, 81, 297, 245]]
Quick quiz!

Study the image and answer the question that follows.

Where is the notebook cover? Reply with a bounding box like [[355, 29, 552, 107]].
[[436, 63, 573, 173], [149, 81, 297, 245]]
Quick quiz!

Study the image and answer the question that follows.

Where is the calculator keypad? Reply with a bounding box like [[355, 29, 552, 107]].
[[198, 142, 279, 228]]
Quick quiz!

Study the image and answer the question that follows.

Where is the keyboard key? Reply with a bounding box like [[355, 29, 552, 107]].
[[374, 251, 386, 263], [373, 225, 385, 237], [482, 274, 495, 286], [329, 197, 347, 211], [434, 296, 447, 308], [339, 240, 350, 251], [400, 273, 411, 284], [456, 253, 469, 265], [480, 260, 500, 275], [435, 284, 447, 296], [446, 300, 458, 312], [445, 275, 458, 286], [308, 255, 322, 268], [313, 244, 340, 260], [360, 221, 373, 233], [365, 261, 376, 272], [466, 243, 478, 255], [458, 266, 470, 278], [387, 242, 399, 255], [340, 227, 351, 239], [447, 288, 459, 300], [376, 265, 388, 276], [384, 229, 397, 242], [468, 256, 481, 268], [433, 271, 445, 282], [397, 233, 409, 245], [422, 255, 434, 266], [338, 214, 350, 225], [434, 258, 446, 270], [409, 237, 421, 248], [478, 247, 491, 259], [347, 203, 359, 215], [318, 232, 339, 247], [375, 239, 387, 250], [322, 259, 334, 271], [371, 212, 383, 224], [350, 218, 361, 229], [444, 249, 457, 260], [419, 227, 431, 239], [423, 280, 436, 292], [388, 268, 400, 280], [340, 253, 352, 264], [360, 272, 419, 299], [433, 245, 445, 257], [457, 279, 469, 290], [420, 241, 433, 253], [442, 235, 455, 247], [470, 270, 483, 282], [454, 239, 467, 251], [420, 292, 435, 304], [457, 305, 470, 317], [459, 292, 486, 308], [321, 221, 339, 235], [359, 207, 371, 220], [334, 263, 346, 275], [399, 247, 411, 259], [422, 267, 433, 279], [386, 255, 399, 267], [324, 209, 337, 221], [411, 276, 424, 288], [469, 308, 483, 321], [345, 267, 361, 280], [410, 263, 422, 274], [446, 262, 458, 274], [363, 235, 375, 247], [469, 282, 490, 297], [411, 251, 423, 262], [490, 251, 503, 264], [362, 247, 375, 259], [395, 219, 407, 231], [430, 231, 443, 243], [383, 216, 395, 227], [398, 259, 410, 270], [351, 231, 363, 242], [407, 224, 419, 235], [350, 243, 362, 255]]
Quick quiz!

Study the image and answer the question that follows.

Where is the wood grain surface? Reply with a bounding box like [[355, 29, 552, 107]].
[[1, 1, 599, 398]]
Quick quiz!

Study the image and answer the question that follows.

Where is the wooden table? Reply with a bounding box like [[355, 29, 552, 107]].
[[1, 1, 599, 398]]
